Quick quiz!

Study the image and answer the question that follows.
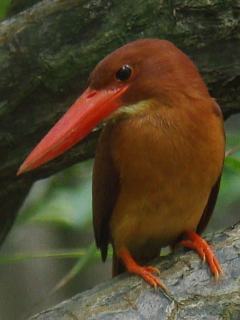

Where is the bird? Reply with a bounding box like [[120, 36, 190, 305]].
[[17, 39, 225, 289]]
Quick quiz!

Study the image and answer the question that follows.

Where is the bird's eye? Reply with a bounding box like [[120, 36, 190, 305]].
[[115, 65, 132, 81]]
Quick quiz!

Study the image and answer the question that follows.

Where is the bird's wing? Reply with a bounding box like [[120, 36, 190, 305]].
[[92, 125, 119, 261], [197, 174, 222, 234], [197, 100, 225, 234]]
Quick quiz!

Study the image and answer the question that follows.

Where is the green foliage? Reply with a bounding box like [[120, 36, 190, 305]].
[[17, 160, 93, 229], [0, 0, 11, 19], [216, 159, 240, 211], [225, 156, 240, 173], [50, 243, 97, 295], [0, 248, 101, 265]]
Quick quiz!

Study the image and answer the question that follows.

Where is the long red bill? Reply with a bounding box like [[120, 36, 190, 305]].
[[17, 85, 128, 175]]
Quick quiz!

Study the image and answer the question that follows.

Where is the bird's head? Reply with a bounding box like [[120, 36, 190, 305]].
[[17, 39, 208, 175]]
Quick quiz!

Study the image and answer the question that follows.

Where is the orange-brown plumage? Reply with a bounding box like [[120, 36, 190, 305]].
[[92, 40, 224, 277], [18, 39, 225, 287]]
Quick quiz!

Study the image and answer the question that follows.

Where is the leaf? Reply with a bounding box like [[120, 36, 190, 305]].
[[224, 156, 240, 173], [18, 161, 93, 229], [0, 0, 11, 19], [49, 243, 97, 295], [0, 248, 101, 265]]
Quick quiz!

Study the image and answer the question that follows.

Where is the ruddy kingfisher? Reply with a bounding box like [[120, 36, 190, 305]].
[[18, 39, 225, 289]]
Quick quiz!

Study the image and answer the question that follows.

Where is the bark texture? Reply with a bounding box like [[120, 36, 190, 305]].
[[29, 224, 240, 320]]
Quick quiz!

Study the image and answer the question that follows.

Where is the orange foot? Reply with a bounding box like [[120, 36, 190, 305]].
[[180, 231, 223, 279], [118, 247, 166, 291]]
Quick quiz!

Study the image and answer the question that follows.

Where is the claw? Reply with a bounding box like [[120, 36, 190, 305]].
[[180, 231, 223, 279], [145, 266, 161, 276], [118, 247, 167, 291], [139, 266, 166, 291]]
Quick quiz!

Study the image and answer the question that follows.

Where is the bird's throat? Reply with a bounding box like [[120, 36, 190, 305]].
[[108, 99, 155, 122]]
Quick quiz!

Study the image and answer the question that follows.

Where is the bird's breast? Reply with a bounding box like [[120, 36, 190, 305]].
[[109, 103, 224, 254]]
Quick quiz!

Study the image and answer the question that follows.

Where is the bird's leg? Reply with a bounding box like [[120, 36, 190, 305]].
[[118, 247, 167, 290], [180, 231, 223, 279]]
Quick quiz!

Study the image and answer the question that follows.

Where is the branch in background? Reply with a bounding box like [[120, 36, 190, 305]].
[[29, 224, 240, 319]]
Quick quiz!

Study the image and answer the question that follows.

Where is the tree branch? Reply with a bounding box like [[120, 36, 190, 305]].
[[29, 224, 240, 319]]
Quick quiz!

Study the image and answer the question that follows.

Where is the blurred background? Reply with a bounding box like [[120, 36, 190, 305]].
[[0, 1, 240, 320]]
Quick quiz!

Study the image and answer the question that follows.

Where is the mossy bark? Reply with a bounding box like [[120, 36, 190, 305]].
[[7, 0, 42, 16]]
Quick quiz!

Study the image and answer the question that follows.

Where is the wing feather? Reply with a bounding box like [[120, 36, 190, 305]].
[[197, 174, 222, 234], [197, 101, 225, 233], [92, 125, 119, 261]]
